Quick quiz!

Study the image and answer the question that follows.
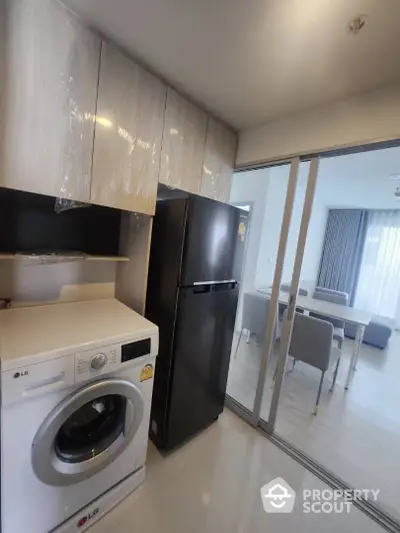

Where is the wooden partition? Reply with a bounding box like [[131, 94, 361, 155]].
[[115, 212, 153, 315]]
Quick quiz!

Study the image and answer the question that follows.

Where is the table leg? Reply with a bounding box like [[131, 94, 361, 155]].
[[345, 325, 365, 390]]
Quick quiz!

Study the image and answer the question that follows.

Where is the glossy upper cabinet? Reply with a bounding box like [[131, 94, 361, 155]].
[[159, 89, 207, 194], [91, 42, 166, 214], [201, 118, 237, 203], [1, 0, 100, 201]]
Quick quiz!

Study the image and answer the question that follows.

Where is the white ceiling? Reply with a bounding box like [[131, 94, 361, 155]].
[[61, 0, 400, 129]]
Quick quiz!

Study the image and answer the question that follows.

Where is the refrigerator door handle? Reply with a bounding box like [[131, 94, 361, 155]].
[[192, 281, 236, 294], [192, 279, 237, 286], [210, 282, 236, 292], [193, 285, 211, 294]]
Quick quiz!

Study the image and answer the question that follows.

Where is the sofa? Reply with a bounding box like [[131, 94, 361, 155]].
[[345, 315, 396, 349]]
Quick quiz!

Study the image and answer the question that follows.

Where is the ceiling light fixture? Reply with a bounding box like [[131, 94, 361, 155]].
[[347, 15, 368, 35], [389, 173, 400, 180]]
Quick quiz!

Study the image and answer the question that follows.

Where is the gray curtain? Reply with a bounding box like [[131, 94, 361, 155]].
[[317, 209, 369, 306]]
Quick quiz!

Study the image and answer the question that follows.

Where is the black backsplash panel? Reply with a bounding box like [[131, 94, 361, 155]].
[[0, 187, 121, 255]]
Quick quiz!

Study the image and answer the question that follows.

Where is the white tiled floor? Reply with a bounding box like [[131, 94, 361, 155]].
[[90, 410, 383, 533], [227, 330, 400, 520]]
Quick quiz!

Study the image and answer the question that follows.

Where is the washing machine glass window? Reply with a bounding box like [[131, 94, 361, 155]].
[[54, 394, 125, 464], [31, 379, 144, 487]]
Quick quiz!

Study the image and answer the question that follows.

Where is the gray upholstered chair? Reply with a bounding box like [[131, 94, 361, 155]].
[[279, 283, 307, 318], [235, 292, 280, 356], [311, 288, 349, 349], [285, 311, 341, 415]]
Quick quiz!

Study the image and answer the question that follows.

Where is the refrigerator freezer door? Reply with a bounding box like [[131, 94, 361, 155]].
[[180, 197, 240, 286], [165, 283, 239, 450]]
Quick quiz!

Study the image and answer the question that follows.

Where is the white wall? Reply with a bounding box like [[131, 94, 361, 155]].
[[237, 84, 400, 166], [230, 168, 269, 326], [231, 168, 269, 294], [230, 162, 328, 331], [0, 261, 116, 308], [316, 146, 400, 209], [255, 163, 327, 289]]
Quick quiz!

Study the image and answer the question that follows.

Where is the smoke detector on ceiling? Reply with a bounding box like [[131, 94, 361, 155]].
[[347, 15, 368, 35]]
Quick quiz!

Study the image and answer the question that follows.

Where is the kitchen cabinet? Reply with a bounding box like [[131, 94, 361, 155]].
[[201, 118, 237, 203], [91, 42, 166, 214], [159, 89, 207, 194], [1, 0, 100, 201]]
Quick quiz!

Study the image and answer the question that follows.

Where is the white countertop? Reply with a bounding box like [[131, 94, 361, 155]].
[[0, 299, 157, 370], [258, 289, 372, 327]]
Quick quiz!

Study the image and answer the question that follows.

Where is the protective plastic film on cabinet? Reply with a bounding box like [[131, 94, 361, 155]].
[[159, 88, 207, 193], [201, 118, 237, 203], [91, 42, 166, 215], [2, 0, 101, 202]]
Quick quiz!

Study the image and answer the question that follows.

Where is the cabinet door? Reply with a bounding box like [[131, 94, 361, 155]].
[[201, 118, 237, 203], [159, 89, 207, 194], [1, 0, 100, 201], [91, 42, 166, 214]]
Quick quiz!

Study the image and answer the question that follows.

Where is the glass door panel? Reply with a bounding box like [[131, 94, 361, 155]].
[[225, 159, 301, 418], [254, 160, 314, 426], [265, 151, 400, 522]]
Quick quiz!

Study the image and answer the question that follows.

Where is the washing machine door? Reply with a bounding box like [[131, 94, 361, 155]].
[[31, 378, 144, 486]]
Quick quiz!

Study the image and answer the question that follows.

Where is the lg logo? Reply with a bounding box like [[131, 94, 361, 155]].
[[77, 508, 99, 528], [13, 370, 28, 379]]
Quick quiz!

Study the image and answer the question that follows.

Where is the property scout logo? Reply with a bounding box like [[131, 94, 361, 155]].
[[260, 477, 380, 514], [260, 478, 295, 513]]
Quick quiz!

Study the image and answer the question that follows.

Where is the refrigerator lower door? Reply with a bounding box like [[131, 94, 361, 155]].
[[165, 282, 239, 450]]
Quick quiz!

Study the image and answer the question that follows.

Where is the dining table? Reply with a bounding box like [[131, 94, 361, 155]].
[[257, 288, 372, 388]]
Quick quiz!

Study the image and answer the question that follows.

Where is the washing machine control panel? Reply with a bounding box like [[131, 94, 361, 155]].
[[90, 352, 108, 371], [73, 334, 157, 383], [75, 345, 119, 382]]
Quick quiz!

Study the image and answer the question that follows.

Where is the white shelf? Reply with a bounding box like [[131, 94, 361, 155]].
[[0, 253, 129, 264]]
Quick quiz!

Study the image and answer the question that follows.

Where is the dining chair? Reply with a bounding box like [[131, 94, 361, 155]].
[[279, 283, 308, 318], [235, 292, 280, 357], [311, 288, 349, 349], [282, 311, 341, 415]]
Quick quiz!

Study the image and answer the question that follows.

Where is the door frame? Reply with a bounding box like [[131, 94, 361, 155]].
[[226, 156, 321, 434], [225, 157, 303, 427], [264, 157, 320, 431], [251, 158, 301, 426], [230, 201, 254, 336]]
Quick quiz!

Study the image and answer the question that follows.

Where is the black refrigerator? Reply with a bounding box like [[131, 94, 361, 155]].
[[145, 189, 247, 450]]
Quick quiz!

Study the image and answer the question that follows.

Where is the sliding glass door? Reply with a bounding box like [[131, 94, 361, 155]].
[[225, 157, 323, 428], [226, 144, 400, 529], [255, 147, 400, 526], [253, 159, 320, 429], [225, 158, 303, 419]]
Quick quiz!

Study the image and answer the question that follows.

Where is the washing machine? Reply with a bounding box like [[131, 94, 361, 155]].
[[0, 298, 158, 533]]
